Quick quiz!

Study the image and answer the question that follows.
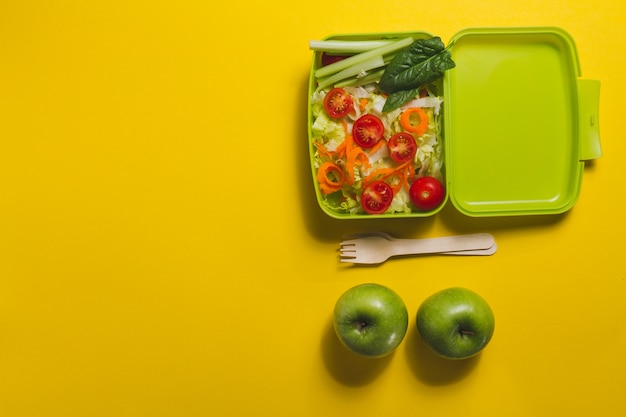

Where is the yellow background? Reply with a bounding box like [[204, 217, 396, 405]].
[[0, 1, 624, 416]]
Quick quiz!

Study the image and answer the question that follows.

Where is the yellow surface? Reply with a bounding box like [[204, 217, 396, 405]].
[[0, 1, 624, 416]]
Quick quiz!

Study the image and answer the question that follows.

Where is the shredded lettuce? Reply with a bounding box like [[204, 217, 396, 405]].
[[311, 83, 444, 215]]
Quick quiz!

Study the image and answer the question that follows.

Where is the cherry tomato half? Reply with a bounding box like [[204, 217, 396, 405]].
[[323, 87, 353, 119], [409, 176, 445, 211], [352, 114, 385, 148], [361, 180, 394, 214], [388, 132, 418, 163]]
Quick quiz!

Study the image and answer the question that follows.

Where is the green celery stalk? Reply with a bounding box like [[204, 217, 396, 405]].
[[334, 69, 386, 88], [315, 56, 385, 92], [309, 39, 394, 53], [314, 36, 414, 79]]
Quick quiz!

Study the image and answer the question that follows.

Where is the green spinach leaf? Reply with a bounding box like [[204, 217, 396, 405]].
[[379, 37, 455, 112], [382, 88, 422, 114]]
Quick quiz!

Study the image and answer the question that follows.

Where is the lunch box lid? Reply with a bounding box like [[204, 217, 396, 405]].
[[443, 27, 601, 216]]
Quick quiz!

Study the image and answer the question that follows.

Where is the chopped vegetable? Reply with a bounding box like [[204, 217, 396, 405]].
[[335, 68, 385, 88], [309, 39, 394, 53], [361, 180, 394, 214], [400, 107, 429, 135], [323, 87, 353, 118], [352, 114, 385, 148], [316, 56, 385, 92], [317, 162, 344, 194], [388, 132, 418, 163], [345, 144, 370, 186]]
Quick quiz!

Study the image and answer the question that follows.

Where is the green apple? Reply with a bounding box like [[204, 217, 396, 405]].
[[416, 287, 495, 360], [333, 283, 409, 358]]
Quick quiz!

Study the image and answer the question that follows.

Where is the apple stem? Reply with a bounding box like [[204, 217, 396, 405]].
[[460, 329, 474, 336], [357, 321, 369, 331]]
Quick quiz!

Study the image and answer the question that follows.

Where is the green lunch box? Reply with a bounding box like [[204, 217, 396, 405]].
[[307, 27, 601, 218]]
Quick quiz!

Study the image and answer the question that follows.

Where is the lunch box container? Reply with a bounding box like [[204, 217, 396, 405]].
[[307, 27, 601, 218]]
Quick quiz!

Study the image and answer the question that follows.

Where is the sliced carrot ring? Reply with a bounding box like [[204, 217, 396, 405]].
[[317, 162, 344, 194], [400, 107, 429, 136]]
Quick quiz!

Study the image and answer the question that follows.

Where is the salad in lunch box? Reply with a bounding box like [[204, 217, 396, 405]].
[[308, 35, 455, 215]]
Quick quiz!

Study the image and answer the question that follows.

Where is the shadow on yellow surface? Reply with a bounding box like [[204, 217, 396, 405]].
[[403, 325, 480, 386], [319, 318, 393, 386], [319, 315, 482, 387], [438, 200, 568, 234]]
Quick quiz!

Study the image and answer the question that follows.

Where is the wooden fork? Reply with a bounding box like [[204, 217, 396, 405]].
[[339, 232, 497, 264]]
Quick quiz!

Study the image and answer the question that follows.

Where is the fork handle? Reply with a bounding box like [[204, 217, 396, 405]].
[[390, 233, 495, 256]]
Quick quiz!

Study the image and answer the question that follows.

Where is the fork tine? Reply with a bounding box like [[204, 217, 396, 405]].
[[339, 253, 357, 262], [339, 240, 356, 259], [338, 235, 386, 264]]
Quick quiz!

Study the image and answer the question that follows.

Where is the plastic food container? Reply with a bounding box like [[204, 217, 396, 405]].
[[307, 27, 601, 218]]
